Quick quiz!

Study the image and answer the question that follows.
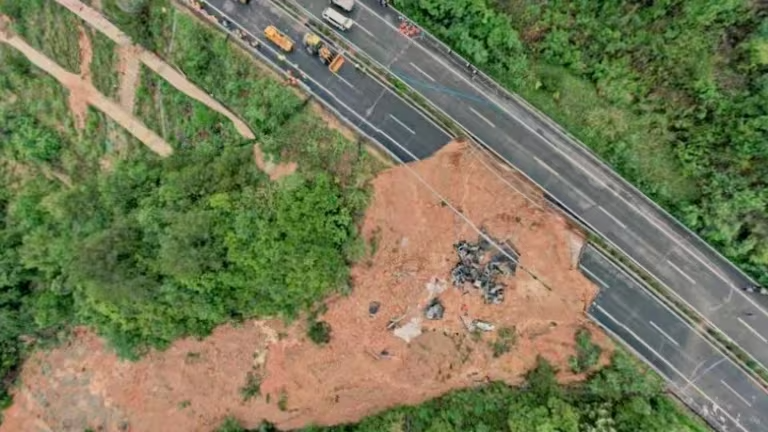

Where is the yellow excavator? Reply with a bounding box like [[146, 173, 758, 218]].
[[303, 33, 344, 73]]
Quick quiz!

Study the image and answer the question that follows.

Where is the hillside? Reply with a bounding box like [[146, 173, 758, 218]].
[[0, 1, 708, 432], [399, 0, 768, 286]]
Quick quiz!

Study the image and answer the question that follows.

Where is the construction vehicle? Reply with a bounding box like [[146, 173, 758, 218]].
[[264, 25, 294, 52], [303, 32, 345, 73]]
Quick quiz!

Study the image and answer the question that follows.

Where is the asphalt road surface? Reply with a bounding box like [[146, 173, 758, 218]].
[[199, 0, 450, 162], [290, 0, 768, 367], [581, 245, 768, 432]]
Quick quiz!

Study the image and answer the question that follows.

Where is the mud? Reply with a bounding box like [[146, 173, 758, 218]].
[[0, 141, 609, 432]]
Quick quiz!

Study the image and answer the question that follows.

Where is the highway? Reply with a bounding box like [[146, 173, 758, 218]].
[[187, 2, 768, 429], [197, 0, 450, 163], [582, 244, 768, 432], [288, 0, 768, 368]]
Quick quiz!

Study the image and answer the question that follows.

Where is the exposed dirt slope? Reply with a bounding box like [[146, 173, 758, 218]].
[[0, 142, 607, 432]]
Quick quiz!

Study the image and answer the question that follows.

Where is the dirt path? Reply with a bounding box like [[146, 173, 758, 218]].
[[67, 24, 94, 129], [56, 0, 256, 140], [116, 45, 141, 113], [0, 29, 173, 157], [138, 51, 256, 140]]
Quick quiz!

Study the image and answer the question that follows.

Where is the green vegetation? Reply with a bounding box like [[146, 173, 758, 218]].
[[570, 327, 603, 374], [277, 390, 289, 412], [1, 0, 83, 74], [490, 326, 517, 358], [0, 0, 381, 415], [217, 352, 707, 432], [307, 320, 332, 345], [240, 372, 262, 402], [397, 0, 768, 285], [87, 27, 119, 97]]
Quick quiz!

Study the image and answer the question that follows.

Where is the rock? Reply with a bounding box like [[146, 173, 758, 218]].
[[424, 299, 445, 320], [368, 301, 381, 316]]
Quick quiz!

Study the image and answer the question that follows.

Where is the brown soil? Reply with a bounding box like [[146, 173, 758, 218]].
[[0, 141, 609, 432], [67, 24, 93, 130], [116, 44, 141, 113]]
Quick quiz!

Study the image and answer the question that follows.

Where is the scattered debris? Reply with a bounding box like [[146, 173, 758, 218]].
[[450, 236, 518, 304], [460, 316, 495, 333], [393, 317, 422, 343], [386, 312, 408, 331], [368, 301, 381, 317], [473, 320, 495, 332], [424, 299, 445, 320]]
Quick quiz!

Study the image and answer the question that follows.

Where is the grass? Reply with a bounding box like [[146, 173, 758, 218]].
[[240, 371, 262, 402], [134, 64, 242, 150], [1, 0, 83, 74], [87, 28, 119, 97], [490, 326, 517, 358], [0, 46, 135, 181], [519, 64, 698, 207]]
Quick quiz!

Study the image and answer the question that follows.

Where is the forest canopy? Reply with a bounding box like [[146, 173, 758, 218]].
[[397, 0, 768, 285]]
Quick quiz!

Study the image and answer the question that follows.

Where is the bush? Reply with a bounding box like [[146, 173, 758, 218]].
[[569, 328, 602, 373], [240, 372, 262, 402], [490, 326, 517, 358], [307, 320, 332, 345]]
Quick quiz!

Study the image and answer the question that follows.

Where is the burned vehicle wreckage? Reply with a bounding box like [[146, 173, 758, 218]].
[[450, 236, 518, 304]]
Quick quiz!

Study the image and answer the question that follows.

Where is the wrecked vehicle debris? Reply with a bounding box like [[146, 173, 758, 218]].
[[450, 236, 518, 304], [473, 320, 495, 332], [424, 299, 445, 320], [460, 316, 496, 333]]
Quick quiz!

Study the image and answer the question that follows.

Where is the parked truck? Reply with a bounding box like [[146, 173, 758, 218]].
[[264, 25, 294, 52], [302, 32, 345, 73]]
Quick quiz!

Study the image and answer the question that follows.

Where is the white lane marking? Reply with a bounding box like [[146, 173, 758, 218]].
[[593, 304, 749, 432], [409, 62, 436, 82], [546, 141, 609, 189], [354, 22, 377, 39], [667, 260, 696, 285], [335, 74, 357, 91], [533, 157, 595, 206], [599, 206, 627, 229], [738, 318, 768, 343], [721, 380, 753, 407], [649, 321, 680, 347], [388, 114, 415, 134], [353, 0, 767, 326], [534, 156, 559, 177], [580, 265, 609, 289], [468, 107, 496, 128]]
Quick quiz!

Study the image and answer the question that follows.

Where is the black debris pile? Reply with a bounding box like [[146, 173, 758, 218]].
[[450, 236, 518, 304], [424, 298, 445, 320], [368, 301, 381, 317]]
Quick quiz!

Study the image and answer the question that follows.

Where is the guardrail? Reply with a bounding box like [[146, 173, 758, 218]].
[[383, 1, 760, 291], [185, 0, 768, 386], [281, 0, 768, 379]]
